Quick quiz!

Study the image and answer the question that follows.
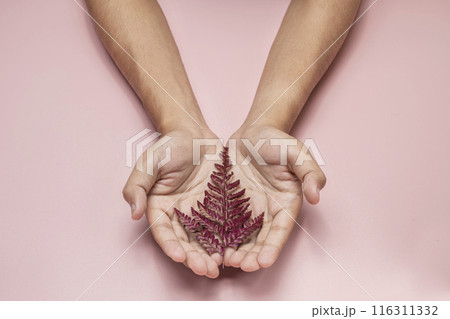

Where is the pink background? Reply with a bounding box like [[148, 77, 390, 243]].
[[1, 0, 449, 300]]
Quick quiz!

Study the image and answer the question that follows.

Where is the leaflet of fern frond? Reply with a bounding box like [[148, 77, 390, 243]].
[[207, 182, 222, 195], [228, 196, 250, 210], [227, 179, 240, 191], [191, 208, 220, 233], [204, 190, 223, 204], [203, 198, 223, 220], [197, 231, 222, 254], [225, 210, 252, 232], [229, 213, 264, 246], [228, 203, 250, 218], [228, 188, 245, 200], [174, 208, 200, 232], [210, 174, 224, 187], [241, 213, 264, 236], [198, 200, 220, 221]]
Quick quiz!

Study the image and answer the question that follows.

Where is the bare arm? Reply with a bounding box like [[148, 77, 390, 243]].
[[226, 0, 361, 270], [85, 0, 208, 134], [243, 0, 361, 132], [86, 0, 222, 278]]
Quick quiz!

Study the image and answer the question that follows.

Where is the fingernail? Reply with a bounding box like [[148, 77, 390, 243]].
[[131, 203, 136, 216]]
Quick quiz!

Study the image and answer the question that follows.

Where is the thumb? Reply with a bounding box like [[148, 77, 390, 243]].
[[123, 154, 159, 220], [289, 143, 326, 205]]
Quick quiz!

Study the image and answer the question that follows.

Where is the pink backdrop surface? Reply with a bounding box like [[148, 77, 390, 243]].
[[1, 0, 449, 300]]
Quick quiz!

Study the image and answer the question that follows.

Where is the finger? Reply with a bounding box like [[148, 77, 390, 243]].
[[123, 153, 158, 220], [175, 231, 209, 276], [229, 243, 253, 268], [289, 143, 326, 205], [182, 246, 208, 276], [201, 253, 220, 279], [148, 210, 186, 263], [257, 212, 295, 268], [228, 219, 268, 268], [240, 250, 260, 272], [173, 218, 216, 277], [180, 256, 214, 280], [187, 234, 221, 278], [240, 236, 270, 272], [239, 221, 272, 271], [210, 253, 223, 266], [223, 247, 236, 267], [172, 217, 216, 276]]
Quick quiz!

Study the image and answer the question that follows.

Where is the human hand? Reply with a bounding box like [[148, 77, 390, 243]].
[[223, 125, 326, 271], [123, 126, 223, 278]]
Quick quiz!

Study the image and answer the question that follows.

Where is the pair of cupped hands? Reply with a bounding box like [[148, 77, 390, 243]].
[[122, 123, 326, 278]]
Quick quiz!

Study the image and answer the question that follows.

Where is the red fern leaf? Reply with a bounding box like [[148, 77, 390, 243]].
[[175, 147, 264, 258], [227, 179, 240, 191], [192, 208, 220, 233], [228, 188, 245, 200], [204, 190, 223, 204], [174, 208, 201, 232], [207, 182, 222, 195], [197, 230, 222, 255]]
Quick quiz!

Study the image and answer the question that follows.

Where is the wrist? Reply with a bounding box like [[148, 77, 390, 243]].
[[157, 114, 210, 135], [232, 123, 275, 142], [240, 118, 291, 134], [241, 85, 310, 133], [237, 110, 294, 137], [241, 99, 300, 133], [159, 118, 216, 143], [140, 90, 210, 135], [142, 100, 211, 136]]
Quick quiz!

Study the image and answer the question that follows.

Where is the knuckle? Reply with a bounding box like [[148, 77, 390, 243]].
[[270, 224, 290, 233], [265, 242, 282, 254], [255, 240, 265, 247], [122, 185, 130, 200], [152, 221, 173, 232], [321, 172, 327, 186], [316, 169, 327, 187]]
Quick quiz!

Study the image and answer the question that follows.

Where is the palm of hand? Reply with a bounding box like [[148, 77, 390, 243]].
[[223, 128, 303, 271], [124, 127, 324, 277], [124, 129, 222, 278]]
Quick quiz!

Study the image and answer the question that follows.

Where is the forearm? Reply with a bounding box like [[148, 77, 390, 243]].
[[85, 0, 207, 133], [243, 0, 361, 132]]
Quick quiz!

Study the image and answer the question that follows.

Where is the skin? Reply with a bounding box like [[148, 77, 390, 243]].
[[85, 0, 221, 278], [224, 0, 361, 271], [85, 0, 360, 277]]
